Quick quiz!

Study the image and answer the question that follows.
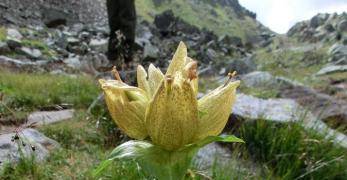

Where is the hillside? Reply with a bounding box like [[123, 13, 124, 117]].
[[136, 0, 270, 41]]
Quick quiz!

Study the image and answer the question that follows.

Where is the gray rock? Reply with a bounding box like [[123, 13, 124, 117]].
[[26, 109, 74, 126], [6, 39, 22, 50], [42, 8, 68, 28], [233, 93, 301, 123], [309, 14, 328, 28], [206, 48, 217, 60], [0, 55, 47, 71], [338, 20, 347, 32], [0, 41, 10, 54], [328, 44, 347, 56], [89, 38, 108, 52], [63, 56, 81, 69], [316, 65, 347, 75], [19, 47, 42, 59], [6, 28, 23, 40], [66, 37, 80, 46], [194, 143, 231, 170], [143, 43, 160, 59], [232, 93, 347, 149], [225, 55, 256, 75], [241, 71, 276, 88], [0, 129, 60, 168]]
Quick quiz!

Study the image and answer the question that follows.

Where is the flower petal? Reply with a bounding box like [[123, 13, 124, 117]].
[[99, 79, 149, 139], [148, 64, 164, 96], [166, 41, 187, 76], [137, 65, 150, 95], [145, 74, 199, 150], [196, 80, 240, 140]]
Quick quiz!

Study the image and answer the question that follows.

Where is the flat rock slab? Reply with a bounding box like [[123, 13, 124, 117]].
[[232, 93, 347, 149], [0, 128, 60, 168], [233, 93, 301, 123], [26, 109, 74, 126], [316, 65, 347, 75]]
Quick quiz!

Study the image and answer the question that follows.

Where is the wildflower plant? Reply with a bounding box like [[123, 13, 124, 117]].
[[94, 42, 243, 179]]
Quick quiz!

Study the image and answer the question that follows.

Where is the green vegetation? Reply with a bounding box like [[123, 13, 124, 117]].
[[22, 39, 55, 57], [1, 71, 347, 179], [0, 26, 6, 41], [135, 0, 258, 40], [0, 70, 99, 111], [237, 120, 347, 179]]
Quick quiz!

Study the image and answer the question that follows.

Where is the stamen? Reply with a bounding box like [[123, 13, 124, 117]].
[[112, 66, 123, 82], [223, 71, 237, 87], [184, 61, 198, 80], [166, 75, 174, 84]]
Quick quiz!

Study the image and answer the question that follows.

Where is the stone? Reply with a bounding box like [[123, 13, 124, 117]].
[[241, 71, 276, 88], [0, 55, 47, 71], [225, 55, 256, 75], [63, 56, 81, 69], [233, 93, 301, 123], [6, 39, 21, 50], [18, 47, 42, 59], [194, 143, 231, 170], [324, 23, 335, 32], [7, 28, 23, 40], [231, 93, 347, 149], [26, 109, 74, 126], [309, 14, 328, 28], [328, 44, 347, 56], [89, 38, 108, 52], [338, 20, 347, 32], [66, 37, 80, 46], [42, 8, 68, 28], [0, 41, 10, 54], [206, 48, 217, 60], [316, 65, 347, 75], [143, 43, 160, 59], [0, 129, 60, 168]]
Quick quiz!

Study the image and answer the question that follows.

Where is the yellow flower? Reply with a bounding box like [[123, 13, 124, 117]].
[[99, 42, 240, 151]]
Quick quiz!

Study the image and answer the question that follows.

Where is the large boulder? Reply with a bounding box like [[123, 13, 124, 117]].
[[241, 71, 276, 88], [0, 129, 60, 168]]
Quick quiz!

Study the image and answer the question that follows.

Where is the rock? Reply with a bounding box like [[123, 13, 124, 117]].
[[0, 41, 10, 54], [143, 43, 160, 59], [233, 93, 301, 123], [324, 23, 335, 32], [241, 71, 276, 88], [42, 8, 68, 28], [316, 65, 347, 75], [0, 128, 60, 168], [89, 38, 108, 52], [206, 48, 217, 60], [231, 93, 347, 149], [338, 20, 347, 32], [218, 35, 243, 47], [309, 13, 328, 28], [18, 47, 42, 59], [6, 39, 21, 50], [66, 37, 80, 46], [154, 10, 176, 32], [225, 55, 256, 75], [26, 109, 74, 126], [63, 55, 81, 69], [194, 143, 231, 170], [0, 55, 47, 71], [328, 44, 347, 56], [6, 28, 23, 40]]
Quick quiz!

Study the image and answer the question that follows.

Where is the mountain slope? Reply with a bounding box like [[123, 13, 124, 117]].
[[136, 0, 269, 41]]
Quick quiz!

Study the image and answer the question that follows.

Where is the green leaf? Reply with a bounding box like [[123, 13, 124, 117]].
[[194, 135, 244, 147], [93, 135, 244, 179]]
